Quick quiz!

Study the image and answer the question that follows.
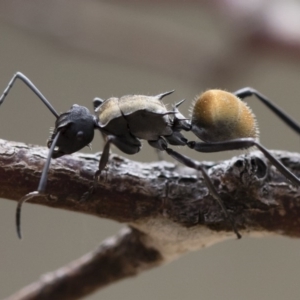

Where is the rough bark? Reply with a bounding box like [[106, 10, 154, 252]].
[[1, 138, 300, 299]]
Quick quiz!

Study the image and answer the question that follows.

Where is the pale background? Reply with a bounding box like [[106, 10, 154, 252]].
[[1, 1, 300, 300]]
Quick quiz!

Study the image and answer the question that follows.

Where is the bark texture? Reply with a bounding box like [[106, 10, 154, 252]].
[[1, 138, 300, 299]]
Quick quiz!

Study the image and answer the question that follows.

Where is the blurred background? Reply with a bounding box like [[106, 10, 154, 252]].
[[1, 1, 300, 299]]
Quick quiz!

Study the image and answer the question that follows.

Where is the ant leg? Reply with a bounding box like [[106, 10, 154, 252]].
[[82, 134, 141, 200], [188, 138, 300, 186], [0, 72, 59, 118], [81, 136, 113, 201], [234, 87, 300, 135], [16, 131, 61, 239], [165, 147, 241, 239]]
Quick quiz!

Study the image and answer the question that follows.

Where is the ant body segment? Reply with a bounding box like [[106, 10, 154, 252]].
[[1, 73, 299, 240]]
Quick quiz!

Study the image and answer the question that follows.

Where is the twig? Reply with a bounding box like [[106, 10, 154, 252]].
[[4, 227, 163, 300]]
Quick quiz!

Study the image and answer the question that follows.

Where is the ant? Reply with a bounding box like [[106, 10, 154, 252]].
[[1, 73, 299, 240]]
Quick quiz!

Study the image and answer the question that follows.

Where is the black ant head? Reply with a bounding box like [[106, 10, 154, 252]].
[[47, 105, 96, 158]]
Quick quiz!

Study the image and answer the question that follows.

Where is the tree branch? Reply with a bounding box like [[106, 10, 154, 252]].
[[1, 138, 300, 299], [5, 227, 163, 300]]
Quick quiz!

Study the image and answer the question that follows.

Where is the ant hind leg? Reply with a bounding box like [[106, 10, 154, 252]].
[[188, 138, 300, 186], [164, 146, 242, 239], [234, 87, 300, 135]]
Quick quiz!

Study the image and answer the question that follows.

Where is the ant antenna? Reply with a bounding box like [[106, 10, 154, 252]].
[[0, 72, 59, 118], [16, 131, 61, 239]]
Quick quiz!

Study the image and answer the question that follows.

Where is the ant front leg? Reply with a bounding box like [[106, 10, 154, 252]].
[[234, 87, 300, 135], [188, 138, 300, 187], [16, 131, 61, 239]]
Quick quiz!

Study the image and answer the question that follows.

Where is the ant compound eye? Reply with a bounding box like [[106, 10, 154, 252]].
[[77, 131, 84, 141]]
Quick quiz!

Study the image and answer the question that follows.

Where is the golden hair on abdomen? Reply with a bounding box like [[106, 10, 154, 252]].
[[190, 90, 259, 142]]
